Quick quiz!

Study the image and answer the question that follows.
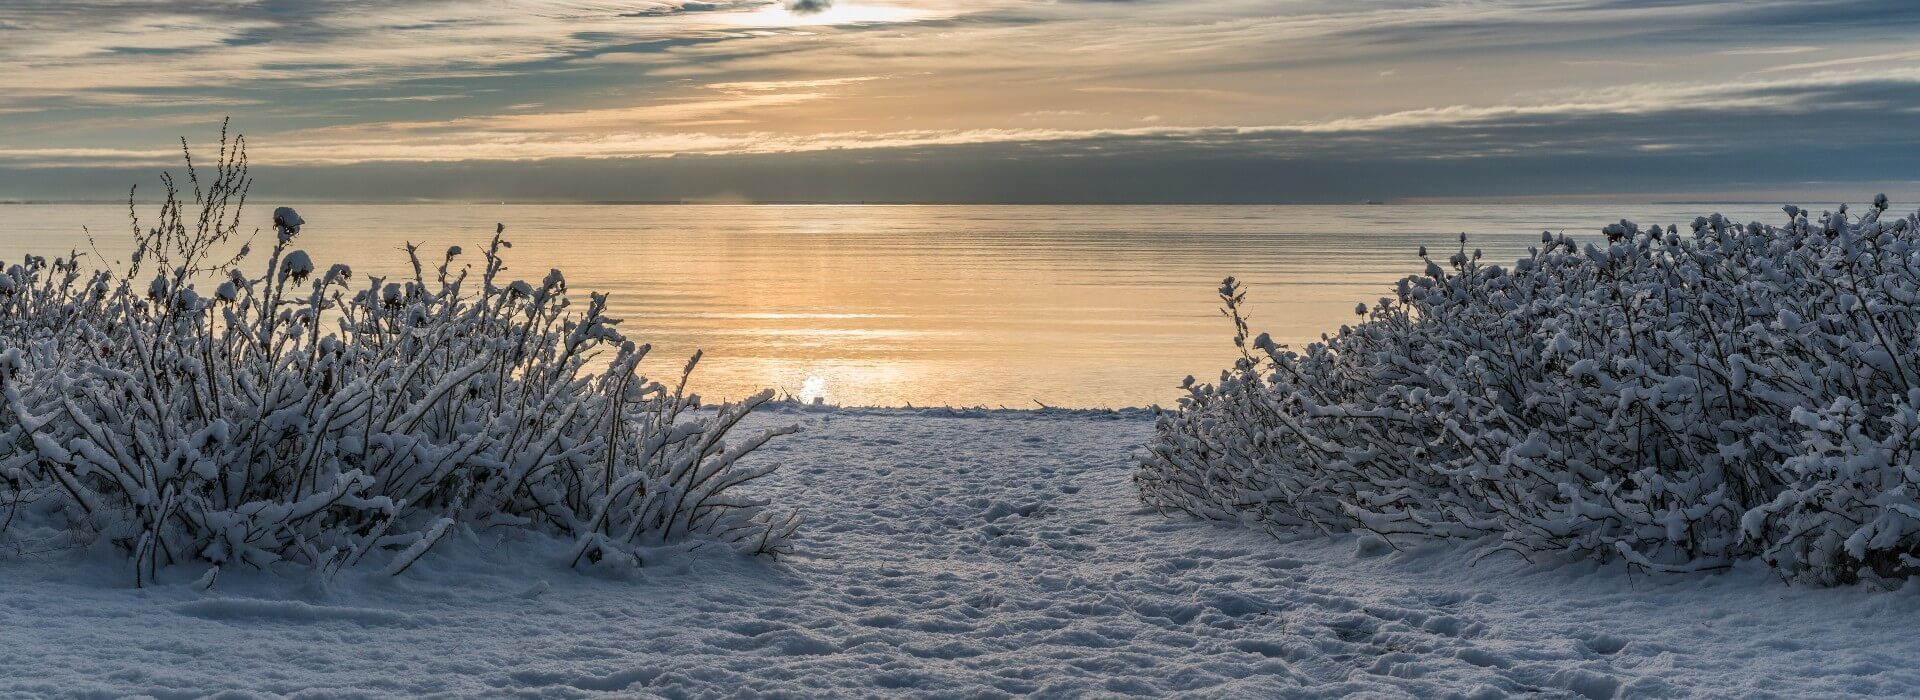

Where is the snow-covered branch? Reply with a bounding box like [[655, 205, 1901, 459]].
[[1139, 201, 1920, 585], [0, 132, 798, 585]]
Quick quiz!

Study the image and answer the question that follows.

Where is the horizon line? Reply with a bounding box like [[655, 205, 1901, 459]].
[[0, 198, 1837, 207]]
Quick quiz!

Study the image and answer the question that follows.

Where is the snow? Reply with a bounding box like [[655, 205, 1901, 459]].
[[272, 206, 304, 229], [3, 208, 799, 582], [1142, 202, 1920, 583], [4, 408, 1916, 698], [279, 249, 314, 280]]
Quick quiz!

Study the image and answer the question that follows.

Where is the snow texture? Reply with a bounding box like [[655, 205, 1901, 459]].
[[3, 409, 1916, 698], [1, 147, 796, 584], [1141, 200, 1920, 585]]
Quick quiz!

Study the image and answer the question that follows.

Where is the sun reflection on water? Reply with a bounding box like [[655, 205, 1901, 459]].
[[799, 375, 829, 405], [0, 202, 1799, 408]]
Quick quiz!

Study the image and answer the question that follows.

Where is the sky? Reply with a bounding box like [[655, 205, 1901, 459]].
[[4, 0, 1920, 203]]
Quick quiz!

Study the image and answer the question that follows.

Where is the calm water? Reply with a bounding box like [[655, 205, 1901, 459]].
[[0, 203, 1788, 407]]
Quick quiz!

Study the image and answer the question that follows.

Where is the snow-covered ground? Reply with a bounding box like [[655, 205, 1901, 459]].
[[3, 408, 1917, 698]]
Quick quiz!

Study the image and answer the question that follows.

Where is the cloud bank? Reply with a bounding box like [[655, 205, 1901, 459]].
[[3, 0, 1920, 201]]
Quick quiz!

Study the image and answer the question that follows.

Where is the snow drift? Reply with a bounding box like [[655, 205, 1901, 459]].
[[1138, 199, 1920, 585], [0, 131, 797, 586]]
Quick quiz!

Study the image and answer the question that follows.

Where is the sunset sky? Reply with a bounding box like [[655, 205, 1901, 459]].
[[5, 0, 1920, 202]]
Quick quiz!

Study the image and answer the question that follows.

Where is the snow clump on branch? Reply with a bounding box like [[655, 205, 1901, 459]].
[[1139, 197, 1920, 586], [0, 132, 799, 586]]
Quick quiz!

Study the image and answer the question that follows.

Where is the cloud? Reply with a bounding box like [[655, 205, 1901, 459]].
[[785, 0, 834, 15], [1760, 49, 1920, 73], [1721, 46, 1821, 56], [7, 0, 1920, 200], [12, 62, 1920, 172]]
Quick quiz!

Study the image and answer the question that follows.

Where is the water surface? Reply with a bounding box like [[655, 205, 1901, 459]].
[[0, 203, 1790, 407]]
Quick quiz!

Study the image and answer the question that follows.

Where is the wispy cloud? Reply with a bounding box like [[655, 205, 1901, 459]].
[[1721, 46, 1822, 56], [7, 62, 1912, 170], [1760, 49, 1920, 73]]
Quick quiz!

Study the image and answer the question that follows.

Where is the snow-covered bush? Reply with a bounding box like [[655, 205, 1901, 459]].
[[0, 130, 798, 586], [1138, 201, 1920, 585]]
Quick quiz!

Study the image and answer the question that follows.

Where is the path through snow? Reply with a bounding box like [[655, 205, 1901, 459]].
[[2, 409, 1917, 698]]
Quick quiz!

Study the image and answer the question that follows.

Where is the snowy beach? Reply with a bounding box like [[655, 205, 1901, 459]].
[[4, 407, 1915, 698], [15, 0, 1920, 696]]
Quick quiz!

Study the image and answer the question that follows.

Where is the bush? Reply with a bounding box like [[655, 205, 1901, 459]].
[[1138, 199, 1920, 585], [0, 129, 798, 586]]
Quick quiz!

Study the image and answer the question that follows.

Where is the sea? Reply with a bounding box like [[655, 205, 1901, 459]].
[[1, 202, 1793, 407]]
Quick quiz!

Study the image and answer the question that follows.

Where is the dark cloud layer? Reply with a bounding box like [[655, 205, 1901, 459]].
[[15, 68, 1920, 203], [785, 0, 833, 15]]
